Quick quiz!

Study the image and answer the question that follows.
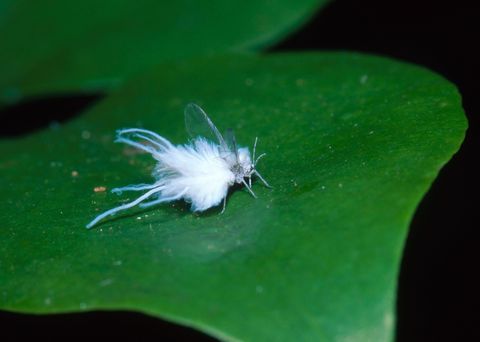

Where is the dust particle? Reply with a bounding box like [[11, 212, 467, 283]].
[[245, 78, 254, 86], [81, 130, 91, 139], [296, 78, 305, 86], [99, 279, 113, 287]]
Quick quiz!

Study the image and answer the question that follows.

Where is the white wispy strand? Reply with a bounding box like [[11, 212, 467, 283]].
[[86, 130, 236, 229]]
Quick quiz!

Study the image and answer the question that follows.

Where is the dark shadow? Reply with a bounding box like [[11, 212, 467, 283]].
[[0, 93, 104, 138], [0, 310, 217, 341]]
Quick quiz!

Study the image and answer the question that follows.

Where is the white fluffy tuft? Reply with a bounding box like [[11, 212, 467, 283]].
[[152, 137, 236, 211]]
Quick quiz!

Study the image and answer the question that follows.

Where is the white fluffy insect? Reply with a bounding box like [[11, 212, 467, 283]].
[[86, 103, 270, 229]]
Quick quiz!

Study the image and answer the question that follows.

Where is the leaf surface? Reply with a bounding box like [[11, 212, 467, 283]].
[[0, 53, 466, 341]]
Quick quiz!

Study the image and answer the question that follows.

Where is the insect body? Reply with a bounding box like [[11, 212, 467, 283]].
[[86, 103, 270, 229]]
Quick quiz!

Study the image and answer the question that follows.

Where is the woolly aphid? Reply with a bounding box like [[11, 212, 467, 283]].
[[86, 103, 270, 229]]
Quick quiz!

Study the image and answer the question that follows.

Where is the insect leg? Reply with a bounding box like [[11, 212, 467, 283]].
[[86, 186, 164, 229], [253, 170, 272, 188], [241, 179, 257, 198], [220, 196, 227, 214]]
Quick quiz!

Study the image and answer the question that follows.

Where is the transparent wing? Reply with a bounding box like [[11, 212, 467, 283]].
[[184, 103, 228, 150], [224, 128, 239, 160]]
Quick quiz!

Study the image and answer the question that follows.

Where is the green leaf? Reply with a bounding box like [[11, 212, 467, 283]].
[[0, 0, 328, 104], [0, 53, 466, 341]]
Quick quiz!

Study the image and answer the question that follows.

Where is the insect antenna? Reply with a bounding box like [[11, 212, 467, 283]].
[[250, 137, 271, 188], [254, 153, 267, 166]]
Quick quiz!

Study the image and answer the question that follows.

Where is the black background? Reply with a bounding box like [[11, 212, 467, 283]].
[[1, 0, 478, 340]]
